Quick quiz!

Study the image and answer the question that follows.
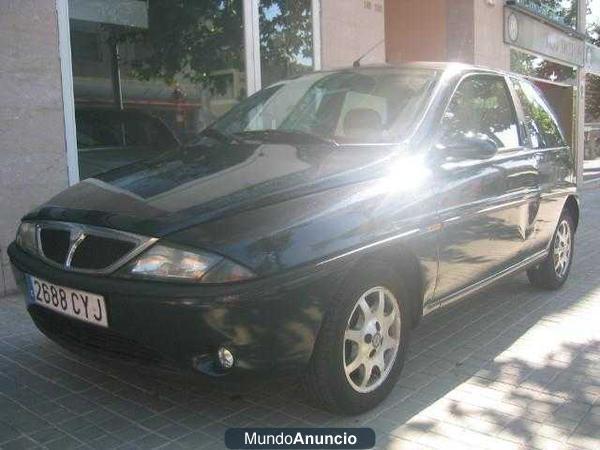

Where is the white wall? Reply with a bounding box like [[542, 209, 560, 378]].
[[320, 0, 386, 69], [0, 0, 69, 295], [473, 0, 510, 70]]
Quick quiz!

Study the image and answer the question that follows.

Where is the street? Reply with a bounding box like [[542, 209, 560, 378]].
[[0, 191, 599, 450]]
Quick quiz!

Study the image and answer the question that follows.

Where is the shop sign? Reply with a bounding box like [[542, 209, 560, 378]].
[[504, 8, 584, 67], [69, 0, 148, 29]]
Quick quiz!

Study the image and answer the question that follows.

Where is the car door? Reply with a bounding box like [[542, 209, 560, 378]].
[[433, 73, 539, 304], [509, 77, 574, 257]]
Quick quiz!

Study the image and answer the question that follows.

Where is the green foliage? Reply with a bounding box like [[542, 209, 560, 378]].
[[124, 0, 245, 92], [120, 0, 313, 94], [510, 51, 575, 84], [259, 0, 313, 85], [516, 0, 577, 28]]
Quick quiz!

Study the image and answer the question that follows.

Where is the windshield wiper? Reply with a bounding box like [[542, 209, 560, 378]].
[[233, 129, 339, 147], [196, 127, 243, 145]]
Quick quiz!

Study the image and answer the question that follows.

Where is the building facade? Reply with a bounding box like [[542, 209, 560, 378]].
[[0, 0, 598, 296]]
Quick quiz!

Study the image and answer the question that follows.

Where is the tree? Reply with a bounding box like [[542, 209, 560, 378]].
[[121, 0, 245, 94], [120, 0, 313, 94], [518, 0, 577, 28], [585, 4, 600, 123], [259, 0, 313, 86]]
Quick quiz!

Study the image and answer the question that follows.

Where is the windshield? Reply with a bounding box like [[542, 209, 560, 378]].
[[203, 68, 438, 145]]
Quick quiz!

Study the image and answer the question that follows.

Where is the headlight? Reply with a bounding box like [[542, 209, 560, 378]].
[[16, 222, 38, 255], [122, 244, 255, 283]]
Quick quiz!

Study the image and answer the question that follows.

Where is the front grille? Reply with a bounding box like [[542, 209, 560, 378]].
[[39, 229, 70, 265], [29, 306, 168, 365], [35, 222, 152, 273], [71, 235, 136, 270]]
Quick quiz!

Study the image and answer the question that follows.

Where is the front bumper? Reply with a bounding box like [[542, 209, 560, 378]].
[[8, 243, 341, 376]]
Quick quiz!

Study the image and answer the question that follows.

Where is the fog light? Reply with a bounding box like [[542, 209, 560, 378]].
[[217, 347, 235, 369]]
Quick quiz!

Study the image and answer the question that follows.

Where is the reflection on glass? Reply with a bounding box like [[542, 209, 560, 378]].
[[510, 50, 576, 85], [587, 0, 600, 39], [442, 76, 520, 149], [585, 73, 600, 160], [511, 0, 578, 29], [511, 79, 565, 149], [259, 0, 314, 87], [207, 69, 438, 145], [70, 0, 246, 179]]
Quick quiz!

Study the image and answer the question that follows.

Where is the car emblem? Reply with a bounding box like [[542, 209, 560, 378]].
[[372, 333, 383, 348], [65, 229, 86, 268]]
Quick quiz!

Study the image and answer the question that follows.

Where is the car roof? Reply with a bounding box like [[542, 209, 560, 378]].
[[291, 61, 517, 79]]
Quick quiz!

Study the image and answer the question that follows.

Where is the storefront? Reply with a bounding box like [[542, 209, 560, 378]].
[[65, 0, 318, 180], [385, 0, 600, 185], [4, 0, 600, 295], [0, 0, 386, 294], [60, 0, 387, 182], [504, 0, 600, 183]]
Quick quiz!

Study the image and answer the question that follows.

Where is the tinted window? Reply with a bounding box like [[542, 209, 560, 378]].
[[76, 111, 177, 150], [511, 79, 566, 149], [443, 75, 520, 149]]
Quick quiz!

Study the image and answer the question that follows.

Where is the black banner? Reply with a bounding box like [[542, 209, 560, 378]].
[[225, 428, 376, 449]]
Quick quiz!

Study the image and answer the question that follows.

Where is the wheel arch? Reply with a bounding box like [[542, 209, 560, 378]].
[[342, 245, 426, 328], [564, 195, 580, 231]]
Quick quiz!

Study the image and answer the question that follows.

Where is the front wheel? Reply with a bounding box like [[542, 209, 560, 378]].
[[304, 262, 410, 414], [527, 210, 575, 290]]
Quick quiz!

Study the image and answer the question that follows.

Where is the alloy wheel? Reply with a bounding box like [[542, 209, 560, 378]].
[[553, 219, 572, 279], [343, 286, 401, 393]]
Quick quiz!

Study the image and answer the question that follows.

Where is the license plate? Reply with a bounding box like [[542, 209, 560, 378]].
[[26, 275, 108, 327]]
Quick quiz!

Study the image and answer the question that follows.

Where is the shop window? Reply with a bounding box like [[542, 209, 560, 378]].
[[585, 73, 600, 160], [70, 0, 247, 180], [259, 0, 314, 87], [69, 0, 317, 180], [509, 0, 578, 29], [442, 76, 520, 149], [510, 50, 576, 85], [587, 0, 600, 39]]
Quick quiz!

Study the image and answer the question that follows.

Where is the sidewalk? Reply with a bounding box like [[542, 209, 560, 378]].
[[0, 192, 599, 449]]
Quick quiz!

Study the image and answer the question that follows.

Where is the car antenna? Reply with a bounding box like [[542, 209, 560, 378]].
[[352, 39, 385, 68]]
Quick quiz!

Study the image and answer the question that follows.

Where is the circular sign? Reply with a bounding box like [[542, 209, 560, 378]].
[[508, 13, 519, 42]]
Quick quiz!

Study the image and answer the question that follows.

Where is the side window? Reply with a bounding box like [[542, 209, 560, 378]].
[[511, 79, 566, 149], [443, 75, 520, 149]]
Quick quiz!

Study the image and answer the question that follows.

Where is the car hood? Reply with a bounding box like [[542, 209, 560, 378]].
[[26, 141, 406, 237]]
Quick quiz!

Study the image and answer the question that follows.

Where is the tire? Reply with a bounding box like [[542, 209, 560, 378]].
[[527, 210, 575, 290], [304, 260, 410, 415]]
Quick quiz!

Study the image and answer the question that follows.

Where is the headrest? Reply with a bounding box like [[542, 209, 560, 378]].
[[343, 108, 383, 139]]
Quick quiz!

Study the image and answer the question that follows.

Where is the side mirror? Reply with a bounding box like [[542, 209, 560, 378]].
[[439, 133, 499, 160]]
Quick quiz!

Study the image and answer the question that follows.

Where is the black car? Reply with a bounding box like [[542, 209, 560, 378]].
[[9, 63, 578, 414]]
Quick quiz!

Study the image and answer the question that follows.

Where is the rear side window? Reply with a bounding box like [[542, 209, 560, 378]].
[[511, 79, 566, 149], [443, 75, 520, 149]]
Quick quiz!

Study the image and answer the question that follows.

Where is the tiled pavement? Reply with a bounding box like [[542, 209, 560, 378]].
[[1, 193, 599, 450]]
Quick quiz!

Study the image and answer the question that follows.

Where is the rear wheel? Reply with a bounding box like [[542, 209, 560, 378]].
[[527, 210, 574, 290], [304, 261, 410, 414]]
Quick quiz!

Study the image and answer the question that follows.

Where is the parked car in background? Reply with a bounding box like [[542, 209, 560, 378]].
[[9, 63, 578, 414], [75, 108, 179, 179]]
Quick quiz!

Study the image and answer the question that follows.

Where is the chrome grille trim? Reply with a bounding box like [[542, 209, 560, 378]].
[[30, 221, 158, 275]]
